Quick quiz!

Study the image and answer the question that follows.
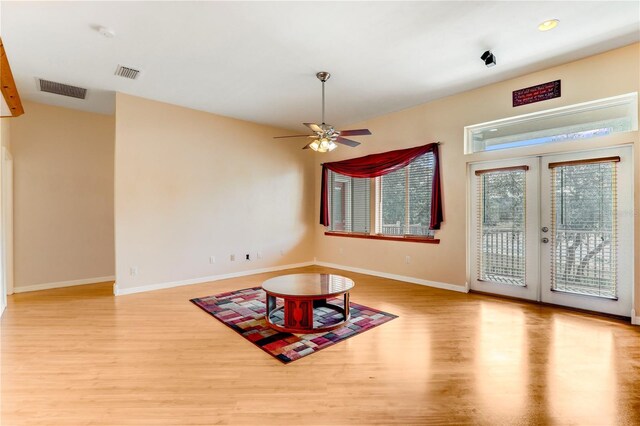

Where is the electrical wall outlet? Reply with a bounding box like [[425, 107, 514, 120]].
[[256, 251, 263, 260], [209, 256, 216, 264], [405, 256, 411, 264], [230, 254, 235, 262], [130, 266, 138, 276]]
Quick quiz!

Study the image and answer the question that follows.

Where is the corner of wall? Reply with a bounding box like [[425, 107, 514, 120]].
[[113, 94, 317, 294]]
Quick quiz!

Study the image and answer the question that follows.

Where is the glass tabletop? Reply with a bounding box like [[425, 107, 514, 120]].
[[262, 273, 355, 297]]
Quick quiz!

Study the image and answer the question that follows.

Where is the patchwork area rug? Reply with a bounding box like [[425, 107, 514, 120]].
[[190, 287, 397, 363]]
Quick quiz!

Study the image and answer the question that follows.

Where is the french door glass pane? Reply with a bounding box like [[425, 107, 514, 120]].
[[477, 170, 526, 286], [550, 162, 617, 298]]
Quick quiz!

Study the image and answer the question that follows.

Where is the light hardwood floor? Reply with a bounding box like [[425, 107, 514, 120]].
[[2, 265, 639, 425]]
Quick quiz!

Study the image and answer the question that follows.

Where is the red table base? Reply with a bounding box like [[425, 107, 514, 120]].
[[264, 292, 351, 334]]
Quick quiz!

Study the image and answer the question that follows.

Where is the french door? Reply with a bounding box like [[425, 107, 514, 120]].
[[469, 157, 540, 300], [470, 147, 633, 317]]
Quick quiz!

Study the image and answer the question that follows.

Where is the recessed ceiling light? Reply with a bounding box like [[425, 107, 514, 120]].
[[489, 128, 498, 132], [538, 19, 559, 32]]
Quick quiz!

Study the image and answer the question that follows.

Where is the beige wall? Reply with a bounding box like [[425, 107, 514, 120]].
[[11, 101, 115, 289], [1, 118, 11, 150], [314, 43, 640, 312], [114, 94, 314, 291]]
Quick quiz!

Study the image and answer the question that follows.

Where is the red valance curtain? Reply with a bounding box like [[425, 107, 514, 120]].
[[320, 142, 443, 230]]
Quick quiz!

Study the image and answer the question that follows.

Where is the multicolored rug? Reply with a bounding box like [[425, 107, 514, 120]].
[[190, 287, 397, 363]]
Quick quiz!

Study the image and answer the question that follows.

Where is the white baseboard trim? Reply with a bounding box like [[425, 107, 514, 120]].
[[631, 309, 640, 326], [13, 276, 116, 294], [113, 261, 315, 296], [314, 261, 468, 293], [114, 260, 467, 297]]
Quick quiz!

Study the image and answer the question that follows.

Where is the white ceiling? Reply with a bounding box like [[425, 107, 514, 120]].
[[2, 1, 639, 131]]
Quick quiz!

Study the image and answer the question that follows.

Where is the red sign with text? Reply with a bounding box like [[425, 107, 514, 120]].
[[513, 80, 561, 107]]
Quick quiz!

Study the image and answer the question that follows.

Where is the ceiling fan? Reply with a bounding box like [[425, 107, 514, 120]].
[[274, 71, 372, 152]]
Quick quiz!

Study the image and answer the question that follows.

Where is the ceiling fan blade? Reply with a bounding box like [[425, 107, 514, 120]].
[[336, 136, 361, 147], [273, 134, 313, 139], [338, 129, 371, 137], [302, 143, 312, 150], [304, 123, 323, 133]]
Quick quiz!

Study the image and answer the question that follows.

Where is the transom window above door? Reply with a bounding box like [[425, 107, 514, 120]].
[[464, 92, 638, 154]]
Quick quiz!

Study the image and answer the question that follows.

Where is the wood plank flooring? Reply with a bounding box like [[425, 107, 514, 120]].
[[2, 265, 639, 425]]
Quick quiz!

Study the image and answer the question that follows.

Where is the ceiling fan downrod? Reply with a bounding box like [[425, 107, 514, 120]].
[[316, 71, 330, 125]]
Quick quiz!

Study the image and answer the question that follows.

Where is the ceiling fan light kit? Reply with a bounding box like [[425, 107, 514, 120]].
[[274, 71, 372, 153], [310, 137, 337, 152]]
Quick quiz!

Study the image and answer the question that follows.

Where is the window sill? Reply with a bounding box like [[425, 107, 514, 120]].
[[324, 231, 440, 244]]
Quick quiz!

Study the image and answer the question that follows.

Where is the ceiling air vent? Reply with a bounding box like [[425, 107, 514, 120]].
[[38, 79, 87, 99], [115, 65, 140, 80]]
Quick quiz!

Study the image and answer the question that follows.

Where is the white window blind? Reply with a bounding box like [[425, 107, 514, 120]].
[[328, 171, 370, 233], [549, 159, 618, 299], [476, 168, 526, 286], [376, 152, 435, 237]]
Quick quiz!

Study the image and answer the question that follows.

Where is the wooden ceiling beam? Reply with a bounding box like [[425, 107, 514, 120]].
[[1, 37, 24, 117]]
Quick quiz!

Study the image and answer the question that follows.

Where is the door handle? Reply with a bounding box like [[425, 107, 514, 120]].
[[541, 237, 549, 243]]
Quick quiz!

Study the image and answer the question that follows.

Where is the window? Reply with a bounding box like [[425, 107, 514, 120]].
[[321, 143, 442, 243], [464, 92, 638, 154], [376, 152, 435, 237], [327, 171, 370, 233]]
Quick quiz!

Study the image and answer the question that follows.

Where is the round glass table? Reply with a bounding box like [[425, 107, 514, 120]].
[[261, 273, 355, 333]]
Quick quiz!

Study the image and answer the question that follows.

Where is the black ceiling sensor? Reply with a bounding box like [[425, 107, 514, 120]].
[[481, 50, 497, 67]]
